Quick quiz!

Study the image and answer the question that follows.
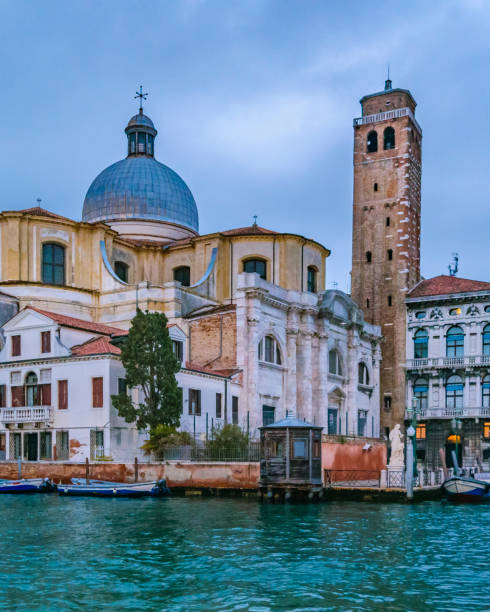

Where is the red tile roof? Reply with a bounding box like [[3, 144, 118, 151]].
[[25, 306, 125, 336], [408, 275, 490, 298], [71, 336, 121, 356], [16, 207, 75, 223], [220, 225, 277, 237]]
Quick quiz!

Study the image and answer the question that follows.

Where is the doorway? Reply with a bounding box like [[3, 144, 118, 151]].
[[328, 409, 338, 434], [24, 432, 38, 461]]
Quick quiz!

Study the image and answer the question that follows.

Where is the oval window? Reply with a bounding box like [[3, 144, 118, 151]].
[[415, 311, 426, 319], [485, 306, 490, 313], [449, 308, 462, 316]]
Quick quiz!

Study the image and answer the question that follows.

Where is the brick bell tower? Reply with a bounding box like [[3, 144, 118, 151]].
[[351, 78, 422, 434]]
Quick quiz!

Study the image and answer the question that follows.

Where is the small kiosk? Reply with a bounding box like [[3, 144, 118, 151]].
[[259, 416, 323, 501]]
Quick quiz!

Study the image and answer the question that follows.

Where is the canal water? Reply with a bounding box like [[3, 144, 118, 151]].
[[1, 496, 489, 610]]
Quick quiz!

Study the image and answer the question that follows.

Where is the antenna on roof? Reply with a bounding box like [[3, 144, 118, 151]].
[[385, 64, 392, 91], [253, 214, 257, 227], [36, 198, 42, 206], [448, 253, 459, 277]]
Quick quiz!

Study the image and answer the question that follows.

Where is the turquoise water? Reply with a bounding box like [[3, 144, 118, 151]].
[[1, 496, 489, 610]]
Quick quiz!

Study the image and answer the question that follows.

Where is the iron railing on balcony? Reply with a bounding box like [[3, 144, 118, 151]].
[[0, 406, 52, 423], [405, 406, 490, 419], [406, 354, 490, 370]]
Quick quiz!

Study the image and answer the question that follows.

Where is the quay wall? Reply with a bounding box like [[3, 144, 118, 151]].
[[322, 436, 387, 472]]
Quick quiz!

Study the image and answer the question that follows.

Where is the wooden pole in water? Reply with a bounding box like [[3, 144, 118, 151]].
[[85, 457, 89, 485], [439, 448, 449, 480], [134, 457, 138, 483], [18, 456, 21, 479]]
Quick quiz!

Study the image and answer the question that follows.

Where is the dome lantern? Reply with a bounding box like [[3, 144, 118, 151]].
[[125, 109, 157, 158]]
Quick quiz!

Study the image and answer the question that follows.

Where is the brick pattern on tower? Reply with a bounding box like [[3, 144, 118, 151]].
[[351, 80, 422, 432]]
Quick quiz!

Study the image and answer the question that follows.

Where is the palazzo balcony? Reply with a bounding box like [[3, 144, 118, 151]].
[[405, 406, 490, 420], [406, 355, 490, 371], [0, 406, 53, 424]]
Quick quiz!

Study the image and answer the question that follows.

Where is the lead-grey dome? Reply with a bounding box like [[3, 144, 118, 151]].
[[82, 109, 199, 233]]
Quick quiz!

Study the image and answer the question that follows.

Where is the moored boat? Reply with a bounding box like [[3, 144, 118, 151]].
[[442, 475, 490, 503], [0, 478, 54, 494], [58, 478, 170, 497]]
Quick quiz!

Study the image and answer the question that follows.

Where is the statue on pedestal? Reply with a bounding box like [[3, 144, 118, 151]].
[[388, 424, 404, 468]]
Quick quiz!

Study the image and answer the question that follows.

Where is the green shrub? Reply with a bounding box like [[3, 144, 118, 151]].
[[207, 424, 249, 460], [142, 425, 194, 459]]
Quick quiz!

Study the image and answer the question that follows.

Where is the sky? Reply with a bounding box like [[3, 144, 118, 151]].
[[0, 0, 489, 291]]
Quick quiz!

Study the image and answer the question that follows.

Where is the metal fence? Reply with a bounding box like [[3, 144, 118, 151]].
[[160, 443, 261, 463], [324, 469, 381, 488]]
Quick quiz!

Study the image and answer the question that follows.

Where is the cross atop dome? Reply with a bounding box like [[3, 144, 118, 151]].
[[134, 85, 148, 113]]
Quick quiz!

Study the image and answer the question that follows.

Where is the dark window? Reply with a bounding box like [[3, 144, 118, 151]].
[[374, 183, 378, 192], [292, 438, 307, 459], [174, 266, 190, 287], [414, 377, 428, 410], [259, 335, 281, 365], [384, 395, 392, 410], [232, 396, 238, 425], [92, 377, 103, 408], [415, 311, 426, 319], [483, 324, 490, 356], [189, 389, 201, 416], [366, 251, 372, 263], [118, 378, 127, 395], [366, 299, 370, 309], [40, 431, 52, 459], [25, 372, 38, 407], [384, 127, 395, 150], [387, 249, 393, 261], [386, 217, 390, 227], [446, 326, 464, 357], [243, 259, 266, 280], [307, 266, 317, 293], [172, 340, 183, 362], [482, 376, 490, 408], [388, 295, 392, 307], [446, 375, 463, 410], [114, 261, 128, 283], [41, 331, 51, 353], [137, 131, 146, 153], [58, 380, 68, 410], [485, 306, 490, 313], [42, 243, 65, 286], [414, 329, 428, 359], [216, 393, 222, 419], [262, 405, 275, 426], [329, 350, 343, 376], [358, 362, 369, 385], [0, 385, 5, 408], [11, 335, 21, 357], [358, 411, 367, 436], [366, 130, 378, 153], [129, 132, 136, 154]]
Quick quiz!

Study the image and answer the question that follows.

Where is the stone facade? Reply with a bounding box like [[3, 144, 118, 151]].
[[351, 81, 422, 433]]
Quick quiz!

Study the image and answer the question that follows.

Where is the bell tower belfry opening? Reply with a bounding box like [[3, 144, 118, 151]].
[[351, 79, 422, 432]]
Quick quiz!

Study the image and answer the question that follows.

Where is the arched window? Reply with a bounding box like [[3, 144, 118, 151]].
[[483, 324, 490, 356], [366, 251, 372, 263], [307, 266, 317, 293], [42, 243, 65, 286], [174, 266, 191, 287], [243, 258, 266, 280], [413, 377, 428, 410], [384, 127, 395, 150], [446, 326, 464, 357], [329, 350, 343, 376], [358, 362, 369, 385], [114, 261, 129, 283], [25, 372, 38, 407], [446, 375, 463, 410], [483, 375, 490, 407], [414, 329, 428, 359], [366, 130, 378, 153], [258, 335, 281, 365]]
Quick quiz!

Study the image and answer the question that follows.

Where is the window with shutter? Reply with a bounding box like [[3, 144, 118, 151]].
[[11, 386, 25, 407], [58, 380, 68, 410], [41, 331, 51, 353], [11, 335, 21, 357], [92, 377, 103, 408], [39, 384, 51, 406]]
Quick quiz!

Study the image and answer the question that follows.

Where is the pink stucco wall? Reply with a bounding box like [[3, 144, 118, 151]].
[[322, 436, 387, 472]]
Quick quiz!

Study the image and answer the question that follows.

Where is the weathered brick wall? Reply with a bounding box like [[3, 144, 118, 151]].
[[188, 308, 237, 370], [351, 87, 422, 432]]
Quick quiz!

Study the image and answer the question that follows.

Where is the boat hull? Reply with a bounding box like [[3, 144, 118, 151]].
[[58, 479, 170, 498], [0, 478, 53, 494], [442, 476, 490, 503]]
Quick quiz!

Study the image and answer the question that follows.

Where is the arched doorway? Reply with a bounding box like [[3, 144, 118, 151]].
[[445, 431, 463, 470]]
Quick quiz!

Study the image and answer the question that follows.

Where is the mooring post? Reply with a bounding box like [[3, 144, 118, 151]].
[[18, 456, 21, 479], [406, 425, 415, 500], [134, 456, 138, 483], [85, 457, 89, 485]]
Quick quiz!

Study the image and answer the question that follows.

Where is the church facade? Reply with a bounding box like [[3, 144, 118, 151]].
[[0, 101, 382, 460]]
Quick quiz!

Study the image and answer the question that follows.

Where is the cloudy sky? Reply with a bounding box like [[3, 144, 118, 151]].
[[0, 0, 489, 289]]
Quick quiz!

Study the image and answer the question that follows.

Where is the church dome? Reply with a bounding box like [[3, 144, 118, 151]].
[[82, 106, 199, 237]]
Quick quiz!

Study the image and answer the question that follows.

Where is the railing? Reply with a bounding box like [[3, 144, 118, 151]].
[[324, 469, 381, 488], [353, 107, 422, 134], [161, 443, 261, 463], [405, 406, 490, 419], [406, 354, 490, 369], [0, 406, 52, 423]]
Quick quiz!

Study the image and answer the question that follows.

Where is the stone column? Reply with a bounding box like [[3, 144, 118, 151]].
[[301, 331, 313, 423], [286, 328, 298, 418], [246, 315, 261, 432], [317, 331, 329, 428]]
